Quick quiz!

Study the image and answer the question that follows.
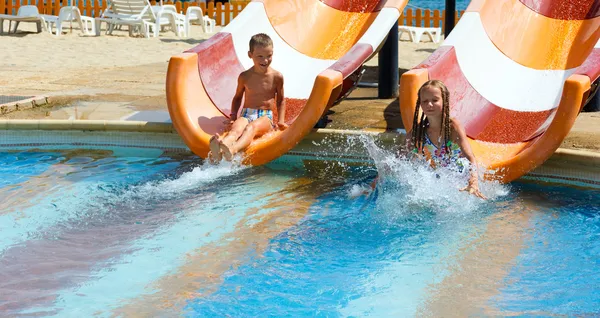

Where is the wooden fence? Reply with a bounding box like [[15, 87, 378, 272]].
[[1, 1, 463, 30], [400, 9, 465, 33], [0, 0, 249, 25]]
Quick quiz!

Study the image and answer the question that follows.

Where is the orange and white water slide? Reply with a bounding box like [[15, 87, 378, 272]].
[[168, 0, 600, 183], [400, 0, 600, 182], [167, 0, 408, 166]]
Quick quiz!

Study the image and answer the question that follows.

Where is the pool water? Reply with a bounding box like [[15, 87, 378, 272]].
[[408, 0, 470, 10], [0, 146, 599, 316]]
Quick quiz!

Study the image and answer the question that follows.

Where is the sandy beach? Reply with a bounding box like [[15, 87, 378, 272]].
[[0, 22, 598, 152], [0, 23, 216, 97]]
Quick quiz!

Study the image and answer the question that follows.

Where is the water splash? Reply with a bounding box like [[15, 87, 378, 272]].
[[355, 135, 509, 217], [129, 160, 248, 200], [0, 158, 249, 255]]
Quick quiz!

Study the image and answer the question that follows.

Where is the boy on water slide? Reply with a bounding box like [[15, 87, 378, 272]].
[[209, 33, 288, 163]]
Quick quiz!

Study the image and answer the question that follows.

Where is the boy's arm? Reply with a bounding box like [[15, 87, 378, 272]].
[[230, 74, 245, 120], [276, 73, 287, 129], [451, 119, 486, 199]]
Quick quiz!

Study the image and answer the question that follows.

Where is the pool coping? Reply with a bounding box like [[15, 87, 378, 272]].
[[1, 119, 599, 188], [1, 118, 597, 157], [0, 119, 404, 138], [0, 119, 176, 133], [0, 95, 51, 115]]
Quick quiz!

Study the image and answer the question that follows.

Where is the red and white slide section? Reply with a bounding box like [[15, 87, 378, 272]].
[[167, 0, 408, 166], [400, 0, 600, 183]]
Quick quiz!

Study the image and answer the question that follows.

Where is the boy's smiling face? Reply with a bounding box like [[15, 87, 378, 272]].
[[248, 45, 273, 72]]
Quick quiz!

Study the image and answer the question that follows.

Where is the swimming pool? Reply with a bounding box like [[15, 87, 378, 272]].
[[1, 140, 599, 316]]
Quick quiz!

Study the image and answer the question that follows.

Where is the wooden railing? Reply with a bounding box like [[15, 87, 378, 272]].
[[0, 0, 250, 25], [1, 1, 463, 30], [400, 9, 465, 33]]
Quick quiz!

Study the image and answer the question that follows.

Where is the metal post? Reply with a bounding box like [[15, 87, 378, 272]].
[[378, 20, 399, 98], [445, 0, 456, 38]]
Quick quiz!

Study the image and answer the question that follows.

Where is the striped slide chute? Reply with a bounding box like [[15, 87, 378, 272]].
[[167, 0, 408, 166], [399, 0, 600, 183]]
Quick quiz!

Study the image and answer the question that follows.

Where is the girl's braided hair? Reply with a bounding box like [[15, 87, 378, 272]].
[[411, 80, 451, 156]]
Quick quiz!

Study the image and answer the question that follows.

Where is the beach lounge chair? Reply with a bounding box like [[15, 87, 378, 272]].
[[94, 0, 153, 37], [184, 6, 215, 36], [398, 25, 442, 43], [150, 5, 185, 37], [0, 5, 49, 34], [95, 0, 181, 38], [42, 6, 96, 36], [154, 5, 213, 37]]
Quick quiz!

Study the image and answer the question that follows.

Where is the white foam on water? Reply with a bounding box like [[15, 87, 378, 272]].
[[0, 160, 249, 256], [124, 160, 248, 200], [356, 135, 510, 218], [348, 184, 372, 199]]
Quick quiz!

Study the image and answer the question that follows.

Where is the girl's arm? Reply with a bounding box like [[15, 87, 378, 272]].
[[371, 132, 411, 190], [403, 130, 413, 154], [402, 130, 420, 161], [369, 175, 378, 191], [451, 119, 487, 199]]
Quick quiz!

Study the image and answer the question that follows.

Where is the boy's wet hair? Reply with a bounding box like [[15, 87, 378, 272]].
[[411, 80, 451, 156], [249, 33, 273, 52]]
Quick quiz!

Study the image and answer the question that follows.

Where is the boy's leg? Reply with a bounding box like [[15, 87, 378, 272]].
[[208, 134, 223, 164], [221, 116, 272, 161], [220, 118, 249, 147], [219, 118, 249, 160]]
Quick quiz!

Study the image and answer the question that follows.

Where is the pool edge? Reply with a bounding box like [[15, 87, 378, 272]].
[[0, 119, 598, 189]]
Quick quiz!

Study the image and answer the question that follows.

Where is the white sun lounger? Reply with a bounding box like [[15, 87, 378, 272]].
[[150, 5, 185, 37], [398, 25, 442, 43], [0, 5, 49, 34], [155, 5, 214, 37], [41, 6, 96, 36], [94, 0, 154, 37], [184, 6, 215, 35], [94, 0, 182, 37]]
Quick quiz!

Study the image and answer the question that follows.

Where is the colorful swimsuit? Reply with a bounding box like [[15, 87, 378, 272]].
[[414, 133, 465, 171], [241, 108, 274, 125]]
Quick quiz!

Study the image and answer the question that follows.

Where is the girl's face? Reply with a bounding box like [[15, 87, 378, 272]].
[[419, 85, 444, 117]]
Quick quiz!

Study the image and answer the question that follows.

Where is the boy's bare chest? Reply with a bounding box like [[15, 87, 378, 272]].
[[245, 75, 275, 93]]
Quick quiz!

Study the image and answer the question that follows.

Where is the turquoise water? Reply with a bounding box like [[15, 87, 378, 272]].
[[0, 146, 599, 316], [408, 0, 470, 10]]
